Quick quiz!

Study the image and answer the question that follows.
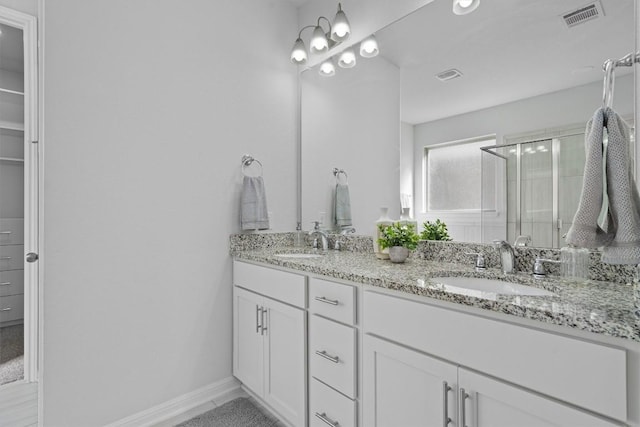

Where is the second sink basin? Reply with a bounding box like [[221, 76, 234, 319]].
[[431, 276, 554, 299]]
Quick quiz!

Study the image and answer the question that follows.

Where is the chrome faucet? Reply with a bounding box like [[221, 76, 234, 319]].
[[493, 240, 516, 274], [309, 221, 329, 251]]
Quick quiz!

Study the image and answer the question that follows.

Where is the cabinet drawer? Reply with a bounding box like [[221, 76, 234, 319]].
[[233, 260, 306, 308], [310, 314, 357, 398], [0, 294, 24, 322], [310, 378, 356, 427], [309, 277, 356, 325], [364, 290, 627, 422], [0, 219, 23, 246], [0, 270, 24, 297], [0, 245, 23, 271]]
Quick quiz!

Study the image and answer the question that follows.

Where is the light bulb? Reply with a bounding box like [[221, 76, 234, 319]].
[[359, 35, 379, 58], [331, 3, 351, 42], [310, 25, 329, 53], [290, 38, 307, 64], [453, 0, 480, 15], [319, 59, 336, 77], [338, 49, 356, 68]]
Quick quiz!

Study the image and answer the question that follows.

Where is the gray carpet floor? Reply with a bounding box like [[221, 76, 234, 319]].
[[176, 398, 281, 427], [0, 325, 24, 385]]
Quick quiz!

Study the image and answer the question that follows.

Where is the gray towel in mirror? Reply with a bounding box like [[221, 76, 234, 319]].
[[334, 183, 352, 228]]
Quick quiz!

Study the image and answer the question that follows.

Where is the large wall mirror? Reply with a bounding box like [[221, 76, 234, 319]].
[[301, 0, 636, 248]]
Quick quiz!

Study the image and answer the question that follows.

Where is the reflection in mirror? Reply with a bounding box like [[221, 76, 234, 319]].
[[301, 0, 636, 248]]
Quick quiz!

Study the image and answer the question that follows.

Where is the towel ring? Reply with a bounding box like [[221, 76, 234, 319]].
[[602, 59, 616, 109], [241, 155, 263, 177], [333, 168, 348, 184]]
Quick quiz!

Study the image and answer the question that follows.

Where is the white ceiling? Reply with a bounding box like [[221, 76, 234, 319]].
[[376, 0, 635, 124]]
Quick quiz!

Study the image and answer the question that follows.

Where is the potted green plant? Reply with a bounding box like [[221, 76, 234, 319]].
[[420, 219, 452, 241], [377, 222, 420, 263]]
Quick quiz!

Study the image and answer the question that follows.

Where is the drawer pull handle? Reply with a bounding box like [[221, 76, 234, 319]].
[[315, 296, 339, 306], [0, 257, 11, 260], [0, 231, 12, 234], [1, 282, 10, 286], [443, 381, 452, 426], [315, 350, 340, 364], [315, 412, 339, 427], [0, 307, 11, 312]]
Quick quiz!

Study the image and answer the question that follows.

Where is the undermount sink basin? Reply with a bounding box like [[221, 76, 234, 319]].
[[431, 276, 554, 299], [274, 253, 324, 259]]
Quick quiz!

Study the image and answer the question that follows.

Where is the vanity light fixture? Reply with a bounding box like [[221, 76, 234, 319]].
[[359, 35, 379, 58], [290, 3, 352, 65], [453, 0, 480, 15]]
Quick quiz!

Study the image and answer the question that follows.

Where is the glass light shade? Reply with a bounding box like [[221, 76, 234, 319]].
[[338, 49, 356, 68], [319, 59, 336, 77], [310, 25, 329, 53], [453, 0, 480, 15], [359, 35, 379, 58], [290, 38, 307, 64], [331, 5, 351, 42]]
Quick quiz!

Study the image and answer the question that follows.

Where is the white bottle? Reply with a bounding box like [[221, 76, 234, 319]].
[[374, 207, 393, 259], [398, 207, 418, 231]]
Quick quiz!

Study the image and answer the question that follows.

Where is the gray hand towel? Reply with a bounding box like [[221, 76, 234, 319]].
[[601, 108, 640, 264], [334, 183, 352, 227], [566, 108, 615, 248], [241, 176, 269, 230]]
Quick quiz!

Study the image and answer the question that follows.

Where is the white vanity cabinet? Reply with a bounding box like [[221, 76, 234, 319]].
[[233, 261, 306, 427], [308, 277, 358, 427], [363, 290, 626, 427]]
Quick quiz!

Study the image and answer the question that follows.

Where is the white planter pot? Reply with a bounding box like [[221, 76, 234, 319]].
[[389, 246, 409, 263]]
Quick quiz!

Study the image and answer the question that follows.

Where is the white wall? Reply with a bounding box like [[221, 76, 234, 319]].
[[0, 0, 36, 15], [413, 74, 635, 243], [301, 55, 400, 233], [41, 1, 298, 425]]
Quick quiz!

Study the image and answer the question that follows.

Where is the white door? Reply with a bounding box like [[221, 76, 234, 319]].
[[263, 296, 306, 427], [232, 286, 264, 395], [458, 368, 620, 427], [0, 5, 39, 427], [363, 334, 458, 427]]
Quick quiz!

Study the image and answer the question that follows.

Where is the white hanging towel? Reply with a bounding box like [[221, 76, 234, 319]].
[[566, 107, 640, 264], [241, 176, 270, 230]]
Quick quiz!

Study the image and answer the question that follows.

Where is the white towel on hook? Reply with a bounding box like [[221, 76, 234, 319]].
[[241, 176, 270, 231]]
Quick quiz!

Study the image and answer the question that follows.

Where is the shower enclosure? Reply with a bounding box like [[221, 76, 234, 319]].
[[480, 126, 632, 249]]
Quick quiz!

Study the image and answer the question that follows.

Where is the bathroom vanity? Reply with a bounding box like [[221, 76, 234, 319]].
[[231, 237, 639, 427]]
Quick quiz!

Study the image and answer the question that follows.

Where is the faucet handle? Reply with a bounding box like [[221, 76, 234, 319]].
[[533, 258, 561, 279], [465, 252, 486, 272]]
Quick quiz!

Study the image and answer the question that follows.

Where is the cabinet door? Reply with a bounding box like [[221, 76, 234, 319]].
[[263, 297, 306, 427], [458, 368, 621, 427], [363, 334, 458, 427], [233, 286, 264, 395]]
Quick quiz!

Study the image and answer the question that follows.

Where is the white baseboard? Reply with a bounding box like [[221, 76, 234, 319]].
[[105, 376, 241, 427]]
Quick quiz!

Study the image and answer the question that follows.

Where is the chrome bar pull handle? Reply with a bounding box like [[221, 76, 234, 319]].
[[256, 306, 262, 334], [0, 257, 11, 260], [443, 381, 452, 426], [315, 350, 340, 363], [0, 307, 12, 312], [314, 412, 339, 427], [0, 231, 12, 234], [315, 296, 339, 306], [0, 282, 10, 286], [261, 306, 267, 335], [459, 388, 469, 427]]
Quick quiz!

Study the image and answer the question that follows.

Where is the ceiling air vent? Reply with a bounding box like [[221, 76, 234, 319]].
[[435, 68, 463, 82], [561, 1, 604, 28]]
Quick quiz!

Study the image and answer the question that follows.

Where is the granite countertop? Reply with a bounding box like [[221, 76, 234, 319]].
[[232, 246, 640, 343]]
